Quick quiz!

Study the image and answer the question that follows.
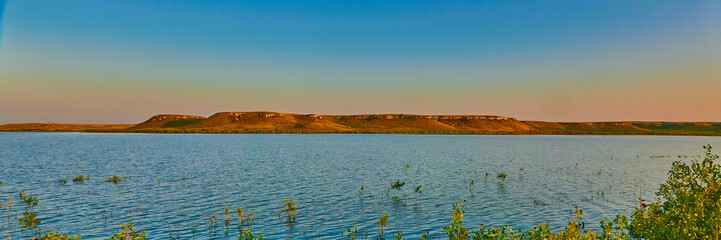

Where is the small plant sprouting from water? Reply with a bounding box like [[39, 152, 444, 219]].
[[281, 198, 297, 223], [239, 230, 263, 240], [224, 206, 231, 235], [497, 172, 508, 182], [414, 185, 423, 205], [376, 214, 388, 237], [405, 164, 411, 169], [444, 200, 468, 240], [207, 214, 218, 236], [18, 191, 42, 237], [109, 222, 146, 240], [72, 175, 87, 182], [360, 185, 365, 193], [391, 180, 405, 190], [105, 175, 128, 184], [237, 207, 255, 228]]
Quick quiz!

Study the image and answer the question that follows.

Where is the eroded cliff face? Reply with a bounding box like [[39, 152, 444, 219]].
[[129, 112, 535, 132]]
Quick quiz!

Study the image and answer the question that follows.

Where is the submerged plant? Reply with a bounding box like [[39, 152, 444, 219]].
[[497, 172, 508, 181], [281, 198, 297, 223], [72, 175, 87, 182], [239, 230, 263, 240], [376, 214, 388, 237], [390, 180, 405, 190], [414, 185, 423, 205], [18, 191, 42, 236], [105, 175, 128, 184]]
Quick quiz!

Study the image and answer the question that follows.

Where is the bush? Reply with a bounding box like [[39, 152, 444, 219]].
[[629, 144, 721, 238]]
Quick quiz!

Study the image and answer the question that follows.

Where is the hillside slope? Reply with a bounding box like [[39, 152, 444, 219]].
[[2, 112, 719, 135]]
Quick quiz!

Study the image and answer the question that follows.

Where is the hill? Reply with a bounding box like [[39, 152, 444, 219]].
[[1, 112, 720, 135]]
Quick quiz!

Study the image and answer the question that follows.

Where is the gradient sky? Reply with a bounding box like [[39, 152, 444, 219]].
[[1, 0, 720, 123]]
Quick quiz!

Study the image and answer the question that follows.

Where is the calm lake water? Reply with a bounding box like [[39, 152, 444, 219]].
[[1, 133, 720, 239]]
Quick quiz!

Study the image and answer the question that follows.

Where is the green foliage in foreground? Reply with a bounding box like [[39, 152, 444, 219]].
[[629, 144, 721, 238], [12, 145, 721, 239]]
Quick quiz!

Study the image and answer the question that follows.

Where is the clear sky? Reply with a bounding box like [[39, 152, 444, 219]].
[[1, 0, 720, 123]]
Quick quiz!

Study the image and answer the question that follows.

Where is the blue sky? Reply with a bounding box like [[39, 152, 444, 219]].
[[1, 0, 720, 123]]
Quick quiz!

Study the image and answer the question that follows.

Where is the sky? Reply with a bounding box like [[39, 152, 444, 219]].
[[1, 0, 720, 124]]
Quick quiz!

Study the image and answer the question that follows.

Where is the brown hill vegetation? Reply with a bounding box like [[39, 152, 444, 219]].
[[1, 112, 720, 135]]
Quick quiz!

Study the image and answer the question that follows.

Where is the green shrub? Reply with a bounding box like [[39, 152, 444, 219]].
[[629, 144, 721, 238]]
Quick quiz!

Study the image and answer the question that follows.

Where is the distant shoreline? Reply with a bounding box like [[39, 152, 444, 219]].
[[2, 111, 720, 136]]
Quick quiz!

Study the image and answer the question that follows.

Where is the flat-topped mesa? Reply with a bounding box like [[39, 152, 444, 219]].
[[337, 114, 513, 121], [130, 114, 207, 129], [147, 114, 205, 122]]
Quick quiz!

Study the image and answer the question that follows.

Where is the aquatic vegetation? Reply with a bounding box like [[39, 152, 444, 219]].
[[72, 175, 87, 182], [497, 172, 507, 181], [207, 214, 219, 236], [105, 175, 128, 183], [281, 198, 297, 223], [109, 222, 146, 240], [343, 227, 369, 240], [38, 232, 82, 240], [414, 185, 423, 205], [237, 207, 255, 228], [18, 191, 42, 236], [239, 230, 263, 240], [376, 213, 388, 237], [405, 164, 411, 169], [224, 206, 232, 235], [390, 180, 405, 190], [443, 200, 468, 239], [360, 185, 364, 193]]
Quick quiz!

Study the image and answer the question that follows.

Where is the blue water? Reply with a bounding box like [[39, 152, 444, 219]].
[[0, 133, 719, 239]]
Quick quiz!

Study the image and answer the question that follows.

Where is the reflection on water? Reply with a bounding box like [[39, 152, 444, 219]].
[[0, 133, 719, 239]]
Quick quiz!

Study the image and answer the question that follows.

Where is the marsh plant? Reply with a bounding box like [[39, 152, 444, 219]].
[[18, 191, 42, 236], [237, 207, 255, 228], [207, 214, 218, 236], [105, 175, 128, 184], [239, 230, 263, 240], [224, 206, 232, 235], [414, 185, 423, 205], [376, 213, 388, 237], [497, 172, 508, 182], [281, 198, 297, 223], [390, 180, 405, 190], [72, 175, 87, 182], [109, 222, 146, 240]]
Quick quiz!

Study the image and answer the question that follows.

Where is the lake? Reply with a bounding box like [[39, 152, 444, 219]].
[[0, 133, 719, 239]]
